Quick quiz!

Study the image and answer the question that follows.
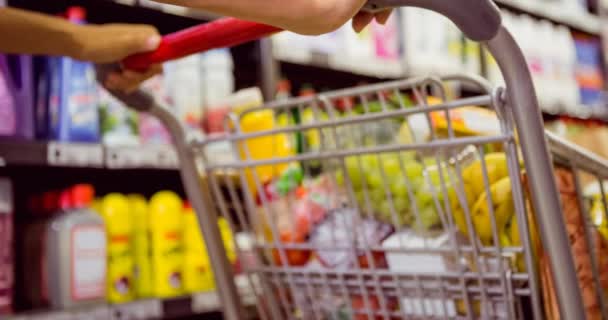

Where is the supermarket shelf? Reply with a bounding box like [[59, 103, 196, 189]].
[[274, 46, 406, 80], [542, 103, 608, 121], [0, 141, 177, 169], [115, 0, 220, 21], [120, 0, 601, 35], [6, 277, 257, 320], [494, 0, 601, 34]]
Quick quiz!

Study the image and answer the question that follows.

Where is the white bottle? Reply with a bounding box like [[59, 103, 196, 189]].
[[201, 49, 235, 107], [538, 20, 559, 112], [556, 25, 581, 112]]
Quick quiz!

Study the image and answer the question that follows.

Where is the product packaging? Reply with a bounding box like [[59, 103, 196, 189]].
[[99, 193, 135, 303], [98, 86, 139, 146], [128, 194, 153, 298], [44, 184, 107, 309], [48, 8, 100, 142], [148, 191, 184, 298], [0, 178, 13, 315]]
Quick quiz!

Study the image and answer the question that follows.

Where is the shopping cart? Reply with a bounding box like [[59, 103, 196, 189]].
[[98, 0, 608, 319]]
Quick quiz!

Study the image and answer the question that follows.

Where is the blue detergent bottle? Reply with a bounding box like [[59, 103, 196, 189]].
[[49, 7, 100, 142]]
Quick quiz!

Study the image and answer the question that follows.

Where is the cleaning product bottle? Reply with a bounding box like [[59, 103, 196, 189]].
[[34, 56, 50, 139], [128, 194, 153, 298], [0, 55, 17, 137], [45, 184, 106, 309], [7, 55, 35, 139], [148, 191, 184, 298], [98, 85, 140, 146], [182, 203, 214, 293], [164, 55, 204, 131], [0, 178, 13, 315], [49, 7, 100, 142], [100, 193, 135, 303]]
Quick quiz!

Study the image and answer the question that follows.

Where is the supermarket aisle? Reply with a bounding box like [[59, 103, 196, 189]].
[[2, 0, 608, 319]]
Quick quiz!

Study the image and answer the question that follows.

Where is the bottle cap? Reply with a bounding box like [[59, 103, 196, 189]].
[[71, 184, 95, 208], [66, 6, 86, 22], [59, 190, 73, 210]]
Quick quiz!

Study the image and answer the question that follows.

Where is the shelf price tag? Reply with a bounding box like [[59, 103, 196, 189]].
[[71, 305, 111, 320], [48, 143, 104, 167], [106, 146, 178, 169], [156, 146, 179, 169], [191, 292, 221, 313], [29, 311, 72, 320], [112, 299, 162, 320], [106, 146, 156, 169]]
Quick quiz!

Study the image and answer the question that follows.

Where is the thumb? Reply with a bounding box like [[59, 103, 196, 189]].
[[121, 25, 161, 57]]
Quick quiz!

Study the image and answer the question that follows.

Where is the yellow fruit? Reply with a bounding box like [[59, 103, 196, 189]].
[[449, 186, 476, 237], [470, 176, 514, 246], [508, 207, 541, 273], [456, 299, 481, 316], [462, 153, 509, 199], [397, 121, 414, 145]]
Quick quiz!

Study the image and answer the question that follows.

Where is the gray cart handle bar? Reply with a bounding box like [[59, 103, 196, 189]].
[[97, 1, 586, 319]]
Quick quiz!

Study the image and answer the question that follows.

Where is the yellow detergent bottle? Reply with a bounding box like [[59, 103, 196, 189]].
[[127, 194, 153, 298], [100, 193, 135, 303], [182, 203, 214, 293], [149, 191, 184, 298], [183, 204, 237, 293]]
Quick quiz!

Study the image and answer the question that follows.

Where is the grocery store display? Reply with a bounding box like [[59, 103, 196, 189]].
[[4, 0, 608, 319], [37, 185, 107, 309], [98, 193, 136, 303], [128, 194, 153, 298], [0, 55, 34, 139], [147, 191, 184, 298], [0, 178, 13, 315], [183, 204, 236, 293], [47, 8, 100, 143]]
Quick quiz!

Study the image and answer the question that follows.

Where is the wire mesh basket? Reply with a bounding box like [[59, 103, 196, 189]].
[[193, 75, 541, 319]]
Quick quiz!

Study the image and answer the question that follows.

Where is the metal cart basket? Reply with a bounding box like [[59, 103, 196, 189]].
[[99, 0, 608, 319]]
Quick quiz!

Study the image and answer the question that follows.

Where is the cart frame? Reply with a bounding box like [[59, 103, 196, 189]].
[[99, 1, 587, 319]]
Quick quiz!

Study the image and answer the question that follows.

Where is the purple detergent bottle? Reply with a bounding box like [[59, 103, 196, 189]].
[[7, 55, 35, 139], [0, 55, 17, 137]]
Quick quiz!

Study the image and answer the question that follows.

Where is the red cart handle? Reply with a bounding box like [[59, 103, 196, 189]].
[[123, 17, 282, 71]]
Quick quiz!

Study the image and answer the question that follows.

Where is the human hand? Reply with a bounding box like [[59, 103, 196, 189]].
[[104, 64, 162, 93], [71, 23, 162, 93], [281, 0, 392, 34], [352, 8, 393, 33]]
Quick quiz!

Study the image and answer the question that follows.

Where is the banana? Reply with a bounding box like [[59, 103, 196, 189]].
[[508, 203, 541, 273], [470, 176, 514, 246], [462, 153, 509, 199]]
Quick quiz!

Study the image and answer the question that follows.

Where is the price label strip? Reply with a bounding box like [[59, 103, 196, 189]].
[[112, 299, 162, 320], [48, 143, 104, 167]]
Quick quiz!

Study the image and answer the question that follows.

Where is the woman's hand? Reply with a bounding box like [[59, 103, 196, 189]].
[[153, 0, 392, 35], [72, 23, 163, 93]]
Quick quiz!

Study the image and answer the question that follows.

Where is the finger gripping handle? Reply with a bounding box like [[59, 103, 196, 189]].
[[365, 0, 501, 41]]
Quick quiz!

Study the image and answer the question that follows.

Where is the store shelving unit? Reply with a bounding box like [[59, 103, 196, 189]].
[[495, 0, 601, 34], [0, 141, 177, 169], [5, 277, 256, 320]]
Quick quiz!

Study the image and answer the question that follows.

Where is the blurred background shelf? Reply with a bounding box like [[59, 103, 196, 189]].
[[495, 0, 601, 34], [5, 279, 256, 320]]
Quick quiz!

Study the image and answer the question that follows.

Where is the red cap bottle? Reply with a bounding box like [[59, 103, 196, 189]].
[[70, 184, 95, 209]]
